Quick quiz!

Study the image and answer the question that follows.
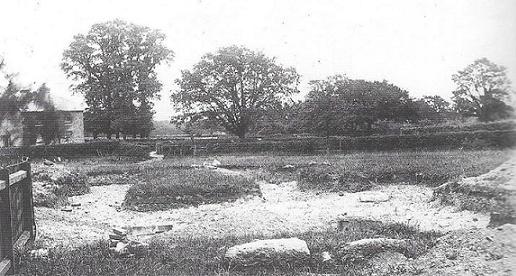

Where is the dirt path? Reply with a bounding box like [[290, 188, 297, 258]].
[[35, 172, 488, 247]]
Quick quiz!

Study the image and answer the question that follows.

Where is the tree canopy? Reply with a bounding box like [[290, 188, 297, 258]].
[[300, 75, 416, 137], [61, 19, 173, 138], [171, 46, 300, 138], [452, 58, 513, 121]]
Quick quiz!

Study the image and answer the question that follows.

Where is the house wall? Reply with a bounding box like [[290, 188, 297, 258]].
[[62, 111, 85, 143], [0, 110, 84, 147]]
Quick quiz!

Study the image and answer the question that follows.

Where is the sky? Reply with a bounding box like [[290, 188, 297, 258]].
[[0, 0, 515, 121]]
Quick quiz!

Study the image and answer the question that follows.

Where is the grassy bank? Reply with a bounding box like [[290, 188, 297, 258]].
[[19, 221, 440, 275], [124, 168, 260, 211]]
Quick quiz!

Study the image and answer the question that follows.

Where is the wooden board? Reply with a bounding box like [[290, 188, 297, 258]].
[[8, 171, 26, 186], [0, 259, 11, 276]]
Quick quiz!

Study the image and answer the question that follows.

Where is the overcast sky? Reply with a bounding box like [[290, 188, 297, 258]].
[[1, 0, 515, 121]]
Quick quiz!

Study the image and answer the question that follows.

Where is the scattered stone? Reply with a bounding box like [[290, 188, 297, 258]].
[[338, 238, 409, 262], [203, 159, 221, 168], [225, 237, 310, 267], [359, 193, 391, 203], [43, 159, 55, 166], [280, 164, 296, 171], [30, 248, 49, 258], [445, 251, 458, 260], [61, 207, 72, 212], [107, 229, 149, 258], [71, 202, 81, 207], [112, 228, 128, 237], [114, 242, 129, 256], [338, 192, 344, 196], [321, 251, 332, 262], [109, 239, 118, 247], [109, 233, 126, 240], [473, 217, 478, 222]]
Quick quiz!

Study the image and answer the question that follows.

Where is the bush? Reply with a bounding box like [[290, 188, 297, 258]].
[[53, 171, 90, 197], [32, 166, 90, 207], [124, 168, 261, 211]]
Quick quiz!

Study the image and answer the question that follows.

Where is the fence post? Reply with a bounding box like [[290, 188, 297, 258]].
[[21, 161, 35, 240], [0, 168, 14, 275]]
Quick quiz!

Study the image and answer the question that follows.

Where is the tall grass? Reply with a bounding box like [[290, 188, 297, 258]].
[[19, 221, 440, 275]]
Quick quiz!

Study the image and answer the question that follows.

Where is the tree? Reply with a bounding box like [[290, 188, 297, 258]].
[[171, 46, 300, 138], [301, 75, 416, 137], [61, 20, 173, 138], [452, 58, 513, 121], [413, 95, 454, 122], [1, 60, 63, 144]]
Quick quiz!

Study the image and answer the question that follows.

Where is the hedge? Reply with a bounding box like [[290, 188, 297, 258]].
[[156, 130, 516, 156], [401, 120, 516, 135], [0, 141, 152, 159]]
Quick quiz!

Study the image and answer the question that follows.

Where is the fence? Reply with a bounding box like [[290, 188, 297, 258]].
[[0, 159, 35, 276]]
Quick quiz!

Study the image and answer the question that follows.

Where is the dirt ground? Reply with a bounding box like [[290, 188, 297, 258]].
[[35, 167, 488, 247]]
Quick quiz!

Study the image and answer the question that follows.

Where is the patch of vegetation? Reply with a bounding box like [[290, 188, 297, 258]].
[[19, 221, 440, 275], [33, 168, 90, 207], [296, 150, 511, 192], [124, 168, 261, 211]]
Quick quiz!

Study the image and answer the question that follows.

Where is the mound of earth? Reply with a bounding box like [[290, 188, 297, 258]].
[[433, 158, 516, 226], [367, 223, 516, 276]]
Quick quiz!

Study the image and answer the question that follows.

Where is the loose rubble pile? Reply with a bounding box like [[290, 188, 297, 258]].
[[108, 228, 149, 258]]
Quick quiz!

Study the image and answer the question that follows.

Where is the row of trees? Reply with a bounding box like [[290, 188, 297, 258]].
[[171, 47, 514, 138], [57, 20, 514, 139]]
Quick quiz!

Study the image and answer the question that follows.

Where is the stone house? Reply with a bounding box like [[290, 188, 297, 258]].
[[0, 110, 84, 147]]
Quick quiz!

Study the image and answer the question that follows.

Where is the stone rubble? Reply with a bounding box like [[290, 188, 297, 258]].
[[107, 228, 149, 258]]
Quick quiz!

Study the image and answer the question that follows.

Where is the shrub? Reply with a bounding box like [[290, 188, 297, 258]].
[[53, 171, 90, 197]]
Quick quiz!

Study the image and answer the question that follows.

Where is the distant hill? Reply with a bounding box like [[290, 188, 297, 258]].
[[150, 120, 187, 137]]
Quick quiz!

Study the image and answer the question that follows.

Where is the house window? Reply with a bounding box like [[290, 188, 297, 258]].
[[64, 114, 73, 124]]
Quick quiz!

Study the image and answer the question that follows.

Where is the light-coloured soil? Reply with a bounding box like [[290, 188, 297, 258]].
[[35, 168, 488, 247]]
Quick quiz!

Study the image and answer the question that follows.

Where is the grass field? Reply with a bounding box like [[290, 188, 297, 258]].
[[19, 220, 440, 276]]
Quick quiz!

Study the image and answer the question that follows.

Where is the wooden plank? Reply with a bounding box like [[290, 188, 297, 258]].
[[8, 171, 26, 186], [13, 231, 31, 253], [0, 259, 11, 276], [0, 181, 5, 191]]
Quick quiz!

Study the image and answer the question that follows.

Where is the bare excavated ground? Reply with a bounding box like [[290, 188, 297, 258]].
[[32, 155, 516, 275], [35, 170, 487, 247]]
